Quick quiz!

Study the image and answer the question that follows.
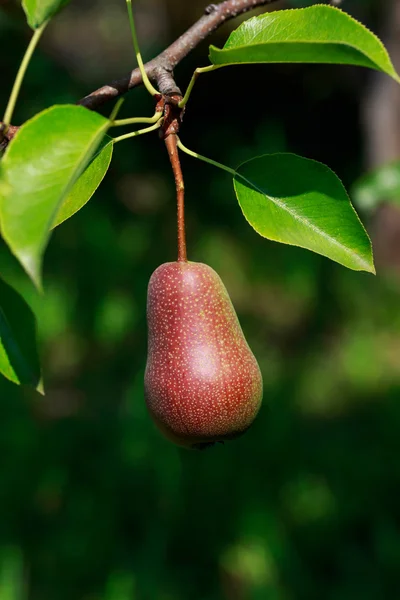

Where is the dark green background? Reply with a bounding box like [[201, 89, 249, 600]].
[[1, 0, 400, 598]]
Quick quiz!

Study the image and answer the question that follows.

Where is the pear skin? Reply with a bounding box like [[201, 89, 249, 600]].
[[145, 261, 263, 448]]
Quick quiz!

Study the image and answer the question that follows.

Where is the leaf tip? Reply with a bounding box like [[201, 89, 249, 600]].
[[18, 252, 43, 293], [358, 255, 376, 275], [37, 379, 45, 395]]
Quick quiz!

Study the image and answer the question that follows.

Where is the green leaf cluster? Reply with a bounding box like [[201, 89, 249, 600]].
[[1, 3, 399, 391]]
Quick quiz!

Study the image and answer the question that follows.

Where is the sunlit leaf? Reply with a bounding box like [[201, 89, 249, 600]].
[[0, 105, 109, 288], [234, 153, 375, 273], [210, 5, 400, 83], [54, 136, 114, 227]]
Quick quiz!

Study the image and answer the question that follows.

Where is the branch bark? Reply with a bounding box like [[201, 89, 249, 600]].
[[78, 0, 281, 110], [1, 0, 340, 139], [0, 124, 19, 152]]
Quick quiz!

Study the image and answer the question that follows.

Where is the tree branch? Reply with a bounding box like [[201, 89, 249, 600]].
[[1, 0, 341, 141], [78, 0, 281, 110], [0, 124, 18, 152]]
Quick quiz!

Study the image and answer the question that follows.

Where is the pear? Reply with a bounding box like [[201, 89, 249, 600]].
[[144, 261, 263, 449]]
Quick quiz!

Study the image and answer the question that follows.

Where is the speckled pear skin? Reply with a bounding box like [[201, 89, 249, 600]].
[[144, 261, 263, 449]]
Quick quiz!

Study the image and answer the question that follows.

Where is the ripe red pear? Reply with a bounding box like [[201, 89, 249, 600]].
[[144, 261, 263, 449]]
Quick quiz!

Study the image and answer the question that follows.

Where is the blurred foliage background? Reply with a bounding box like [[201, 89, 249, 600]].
[[1, 0, 400, 598]]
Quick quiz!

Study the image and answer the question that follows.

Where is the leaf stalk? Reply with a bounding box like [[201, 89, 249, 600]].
[[113, 120, 162, 144], [3, 20, 48, 129], [126, 0, 160, 97]]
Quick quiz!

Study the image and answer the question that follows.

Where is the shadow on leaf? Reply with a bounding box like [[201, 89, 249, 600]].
[[0, 277, 41, 390]]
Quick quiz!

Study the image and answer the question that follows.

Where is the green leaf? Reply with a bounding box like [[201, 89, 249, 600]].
[[53, 135, 114, 227], [0, 105, 109, 288], [0, 277, 41, 391], [22, 0, 70, 29], [352, 161, 400, 212], [210, 5, 400, 83], [234, 153, 375, 273]]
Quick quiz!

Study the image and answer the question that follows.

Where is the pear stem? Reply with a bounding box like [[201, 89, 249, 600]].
[[165, 134, 187, 262]]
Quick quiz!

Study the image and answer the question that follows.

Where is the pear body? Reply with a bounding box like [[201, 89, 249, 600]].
[[145, 261, 263, 448]]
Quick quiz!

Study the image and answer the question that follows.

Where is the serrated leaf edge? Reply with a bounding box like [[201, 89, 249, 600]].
[[233, 152, 376, 274], [0, 104, 110, 287], [53, 137, 114, 228], [210, 5, 400, 82]]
